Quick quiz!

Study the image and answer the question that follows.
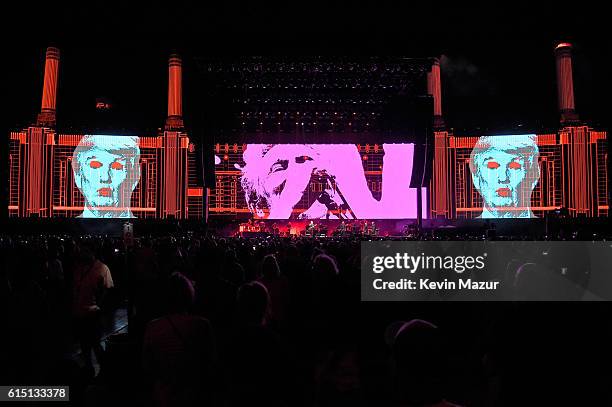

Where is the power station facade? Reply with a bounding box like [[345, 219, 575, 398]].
[[8, 44, 608, 220], [429, 43, 608, 219], [8, 48, 204, 219]]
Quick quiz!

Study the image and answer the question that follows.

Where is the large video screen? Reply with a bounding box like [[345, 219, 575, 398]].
[[468, 134, 540, 219], [8, 133, 150, 219], [10, 131, 206, 219], [71, 135, 142, 218], [213, 143, 427, 219], [434, 132, 609, 219]]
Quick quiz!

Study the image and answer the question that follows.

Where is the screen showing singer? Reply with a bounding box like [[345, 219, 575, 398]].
[[232, 143, 425, 219]]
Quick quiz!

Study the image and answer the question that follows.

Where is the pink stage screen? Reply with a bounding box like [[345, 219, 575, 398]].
[[213, 143, 427, 219]]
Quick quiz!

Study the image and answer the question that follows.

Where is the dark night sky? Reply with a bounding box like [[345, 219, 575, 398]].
[[5, 2, 610, 138]]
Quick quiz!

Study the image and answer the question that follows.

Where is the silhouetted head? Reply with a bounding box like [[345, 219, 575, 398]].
[[236, 281, 270, 326], [165, 272, 195, 314], [388, 319, 445, 405], [312, 254, 339, 279], [513, 263, 549, 300], [77, 240, 97, 265], [261, 254, 281, 279]]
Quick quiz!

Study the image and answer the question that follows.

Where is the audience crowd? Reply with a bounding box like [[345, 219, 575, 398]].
[[1, 228, 611, 406]]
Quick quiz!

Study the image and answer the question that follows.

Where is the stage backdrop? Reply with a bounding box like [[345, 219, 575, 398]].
[[9, 132, 205, 219], [212, 143, 428, 219], [430, 131, 609, 219]]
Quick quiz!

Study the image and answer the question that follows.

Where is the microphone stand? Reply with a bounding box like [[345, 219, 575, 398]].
[[320, 173, 356, 219]]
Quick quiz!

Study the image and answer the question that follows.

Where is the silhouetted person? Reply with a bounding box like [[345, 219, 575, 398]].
[[72, 242, 114, 378], [228, 281, 297, 406], [142, 272, 215, 407], [390, 319, 462, 407], [311, 253, 340, 314], [258, 254, 290, 328], [316, 348, 363, 407]]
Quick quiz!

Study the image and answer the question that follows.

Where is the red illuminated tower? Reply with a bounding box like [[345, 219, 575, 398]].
[[166, 54, 184, 130], [427, 58, 445, 131], [554, 43, 579, 125], [428, 57, 454, 218], [555, 42, 603, 217], [17, 47, 59, 217], [37, 47, 60, 128], [157, 53, 190, 219]]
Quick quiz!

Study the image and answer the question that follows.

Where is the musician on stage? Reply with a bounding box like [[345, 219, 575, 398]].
[[307, 220, 316, 236], [370, 221, 377, 236]]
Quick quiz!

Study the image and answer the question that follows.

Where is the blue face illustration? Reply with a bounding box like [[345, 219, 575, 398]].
[[470, 135, 539, 218], [474, 149, 527, 208], [72, 135, 140, 218], [79, 149, 129, 209]]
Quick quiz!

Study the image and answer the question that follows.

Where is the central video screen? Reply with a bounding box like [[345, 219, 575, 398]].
[[213, 143, 427, 219]]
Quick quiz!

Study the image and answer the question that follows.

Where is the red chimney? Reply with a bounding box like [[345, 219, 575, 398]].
[[427, 58, 445, 129], [37, 47, 60, 127], [554, 42, 579, 124], [166, 54, 184, 130]]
